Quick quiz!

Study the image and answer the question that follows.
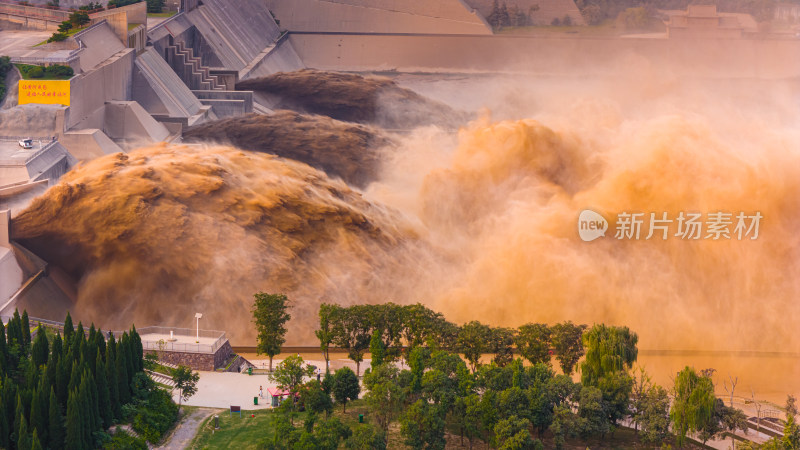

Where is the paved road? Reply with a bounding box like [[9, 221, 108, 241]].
[[155, 407, 220, 450]]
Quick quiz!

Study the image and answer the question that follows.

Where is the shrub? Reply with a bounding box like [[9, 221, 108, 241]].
[[103, 430, 147, 450], [551, 17, 561, 26], [58, 21, 72, 33], [28, 66, 44, 78], [47, 32, 68, 43], [44, 64, 74, 78], [563, 15, 572, 26], [130, 388, 178, 443]]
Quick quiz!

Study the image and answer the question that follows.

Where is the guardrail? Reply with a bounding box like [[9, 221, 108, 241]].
[[10, 52, 83, 66], [130, 326, 228, 354]]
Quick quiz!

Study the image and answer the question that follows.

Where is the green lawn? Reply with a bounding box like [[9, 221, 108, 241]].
[[190, 408, 290, 449], [147, 10, 177, 18]]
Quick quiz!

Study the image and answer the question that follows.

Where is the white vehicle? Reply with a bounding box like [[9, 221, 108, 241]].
[[18, 138, 33, 149]]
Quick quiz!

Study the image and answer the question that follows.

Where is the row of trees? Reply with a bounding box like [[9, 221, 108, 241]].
[[0, 310, 174, 449], [253, 296, 798, 448], [253, 294, 586, 377]]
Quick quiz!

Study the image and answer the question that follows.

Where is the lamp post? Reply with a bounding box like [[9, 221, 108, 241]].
[[195, 313, 203, 343]]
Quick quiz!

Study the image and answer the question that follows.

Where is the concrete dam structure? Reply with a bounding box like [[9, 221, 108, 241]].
[[2, 0, 800, 351]]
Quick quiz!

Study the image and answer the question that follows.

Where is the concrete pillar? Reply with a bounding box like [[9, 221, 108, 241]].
[[0, 210, 10, 248]]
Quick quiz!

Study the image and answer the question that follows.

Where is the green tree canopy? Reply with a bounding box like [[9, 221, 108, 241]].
[[252, 292, 292, 372]]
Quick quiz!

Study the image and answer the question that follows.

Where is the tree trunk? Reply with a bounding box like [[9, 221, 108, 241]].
[[356, 361, 360, 377], [269, 356, 273, 372], [343, 401, 347, 413]]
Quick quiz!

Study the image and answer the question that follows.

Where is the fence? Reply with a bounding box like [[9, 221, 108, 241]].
[[133, 326, 227, 354]]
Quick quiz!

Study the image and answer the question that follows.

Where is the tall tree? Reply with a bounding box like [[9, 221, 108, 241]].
[[21, 310, 32, 350], [316, 303, 339, 372], [31, 325, 49, 369], [17, 410, 31, 450], [63, 313, 74, 346], [457, 321, 492, 373], [580, 324, 638, 386], [31, 428, 43, 450], [0, 320, 8, 376], [172, 365, 200, 415], [363, 364, 405, 435], [48, 388, 64, 450], [331, 305, 371, 377], [115, 344, 130, 404], [252, 292, 292, 372], [550, 321, 586, 375], [670, 366, 715, 447], [516, 323, 552, 367], [332, 367, 360, 413], [400, 399, 446, 450], [489, 327, 516, 367], [95, 353, 112, 429], [64, 391, 82, 450], [269, 355, 314, 398], [639, 384, 672, 444]]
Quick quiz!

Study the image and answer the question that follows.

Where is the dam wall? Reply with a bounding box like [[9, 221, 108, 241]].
[[289, 33, 800, 78], [266, 0, 492, 35]]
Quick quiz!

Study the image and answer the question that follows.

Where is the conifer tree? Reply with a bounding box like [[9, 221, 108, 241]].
[[64, 391, 82, 450], [21, 310, 31, 350], [31, 428, 43, 450], [95, 353, 112, 429], [48, 388, 64, 450], [63, 313, 74, 347], [31, 327, 49, 369], [0, 320, 8, 376], [17, 411, 30, 450], [115, 346, 130, 404]]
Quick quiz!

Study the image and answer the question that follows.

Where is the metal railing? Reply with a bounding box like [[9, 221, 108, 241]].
[[133, 326, 227, 354], [10, 52, 83, 66]]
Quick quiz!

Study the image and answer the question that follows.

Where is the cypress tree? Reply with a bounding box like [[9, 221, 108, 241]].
[[115, 346, 130, 404], [63, 313, 74, 346], [50, 332, 62, 364], [55, 358, 69, 410], [0, 378, 8, 450], [78, 375, 93, 447], [83, 368, 101, 432], [72, 322, 84, 357], [131, 325, 144, 372], [48, 388, 64, 450], [95, 328, 106, 362], [21, 310, 31, 349], [95, 353, 112, 429], [8, 309, 22, 347], [31, 428, 43, 450], [64, 391, 82, 450], [32, 379, 49, 446], [121, 333, 135, 386], [29, 390, 41, 446], [67, 363, 81, 396], [1, 376, 17, 449], [17, 409, 31, 450], [86, 339, 97, 376], [106, 349, 121, 419], [13, 392, 24, 444], [31, 326, 49, 369], [0, 320, 8, 376]]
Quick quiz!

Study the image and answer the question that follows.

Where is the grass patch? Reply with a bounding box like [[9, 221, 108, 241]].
[[147, 10, 177, 18], [190, 408, 297, 449], [128, 22, 143, 30], [496, 22, 623, 36], [33, 26, 87, 47]]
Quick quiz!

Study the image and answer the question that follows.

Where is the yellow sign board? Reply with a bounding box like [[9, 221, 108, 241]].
[[18, 80, 71, 106]]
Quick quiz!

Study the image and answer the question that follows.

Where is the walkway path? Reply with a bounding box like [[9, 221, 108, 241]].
[[155, 407, 220, 450]]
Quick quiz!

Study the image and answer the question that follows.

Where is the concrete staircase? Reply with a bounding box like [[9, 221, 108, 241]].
[[165, 40, 226, 91]]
